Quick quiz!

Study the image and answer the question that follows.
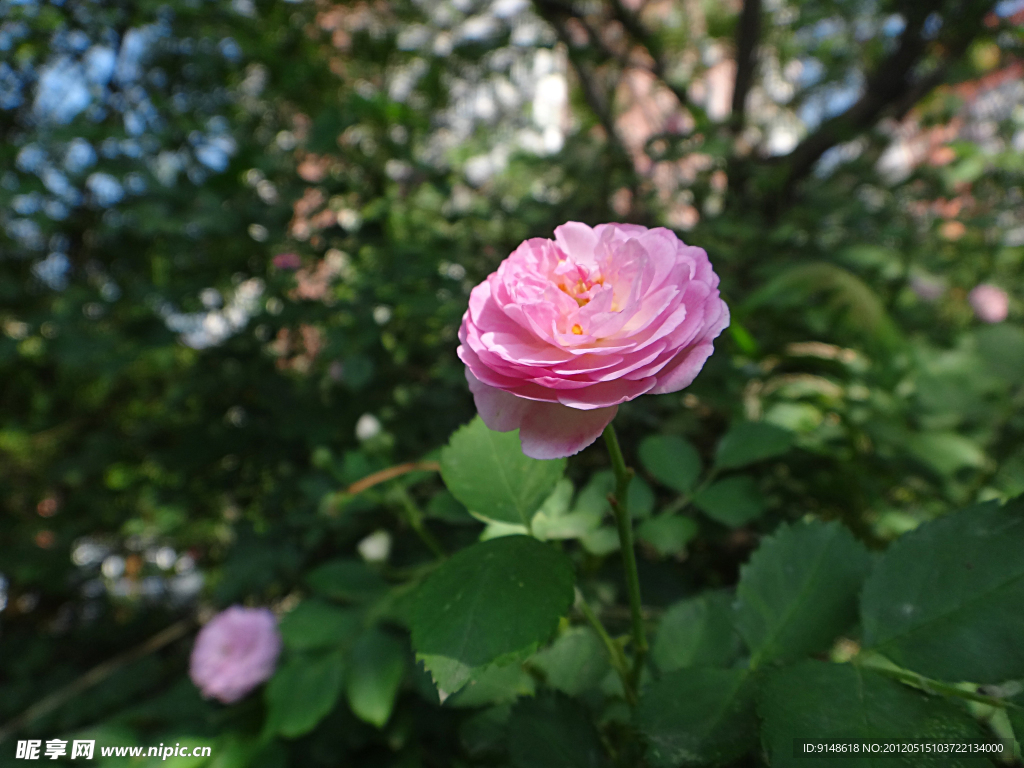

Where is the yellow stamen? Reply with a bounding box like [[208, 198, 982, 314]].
[[572, 324, 583, 335]]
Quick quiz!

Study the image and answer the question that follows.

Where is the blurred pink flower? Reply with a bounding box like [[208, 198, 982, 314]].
[[968, 283, 1009, 323], [458, 222, 729, 459], [189, 606, 280, 704], [273, 252, 302, 270]]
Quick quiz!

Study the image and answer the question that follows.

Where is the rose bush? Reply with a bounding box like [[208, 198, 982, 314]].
[[458, 222, 730, 458], [189, 606, 281, 704]]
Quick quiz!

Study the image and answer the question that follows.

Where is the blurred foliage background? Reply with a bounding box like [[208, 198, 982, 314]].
[[1, 0, 1023, 764]]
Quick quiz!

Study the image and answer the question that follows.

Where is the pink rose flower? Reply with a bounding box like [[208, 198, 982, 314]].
[[458, 222, 729, 459], [189, 606, 281, 704], [968, 283, 1009, 323]]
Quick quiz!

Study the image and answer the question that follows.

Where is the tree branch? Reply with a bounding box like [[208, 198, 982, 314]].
[[777, 11, 929, 190], [777, 1, 994, 193], [730, 0, 762, 132], [533, 0, 629, 154], [605, 0, 703, 121], [0, 619, 194, 744]]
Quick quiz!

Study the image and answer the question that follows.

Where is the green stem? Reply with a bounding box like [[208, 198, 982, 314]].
[[855, 653, 1019, 710], [394, 487, 446, 559], [662, 467, 719, 517], [577, 591, 636, 706], [602, 423, 648, 689]]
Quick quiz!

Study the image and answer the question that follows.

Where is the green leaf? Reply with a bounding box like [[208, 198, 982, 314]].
[[459, 704, 512, 760], [537, 477, 575, 517], [637, 515, 699, 556], [1007, 692, 1024, 749], [425, 490, 475, 524], [573, 471, 615, 517], [446, 662, 536, 708], [508, 693, 607, 768], [345, 628, 407, 727], [862, 497, 1024, 683], [265, 651, 345, 738], [532, 478, 602, 540], [440, 416, 566, 526], [630, 474, 656, 519], [735, 521, 871, 666], [581, 526, 620, 555], [480, 520, 530, 540], [975, 324, 1024, 382], [533, 509, 602, 540], [636, 668, 757, 767], [715, 422, 794, 470], [652, 592, 741, 672], [410, 536, 575, 697], [906, 432, 986, 477], [278, 599, 362, 651], [638, 435, 702, 494], [742, 262, 900, 348], [758, 661, 988, 768], [693, 476, 766, 527], [204, 735, 264, 768], [531, 626, 610, 696], [305, 559, 387, 603]]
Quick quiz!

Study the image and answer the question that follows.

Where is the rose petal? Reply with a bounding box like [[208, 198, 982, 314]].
[[467, 371, 532, 431], [519, 400, 618, 459]]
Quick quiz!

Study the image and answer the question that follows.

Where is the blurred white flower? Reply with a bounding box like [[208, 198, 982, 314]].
[[355, 413, 382, 441], [358, 530, 392, 563]]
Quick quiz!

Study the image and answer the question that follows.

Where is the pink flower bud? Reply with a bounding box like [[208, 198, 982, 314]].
[[189, 606, 281, 704], [968, 283, 1009, 324], [458, 222, 729, 459]]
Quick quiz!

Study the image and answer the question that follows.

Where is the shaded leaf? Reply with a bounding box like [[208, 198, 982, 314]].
[[446, 662, 536, 708], [425, 490, 475, 524], [345, 628, 407, 727], [975, 324, 1024, 382], [693, 476, 766, 527], [531, 626, 610, 696], [715, 422, 794, 470], [630, 474, 656, 518], [906, 432, 986, 477], [278, 599, 362, 651], [581, 526, 620, 555], [862, 497, 1024, 683], [460, 704, 512, 760], [639, 435, 702, 494], [743, 262, 900, 348], [265, 651, 345, 738], [735, 521, 871, 666], [759, 661, 989, 767], [636, 668, 757, 767], [652, 592, 741, 672], [305, 559, 387, 603], [637, 515, 699, 556], [509, 693, 606, 768], [410, 536, 575, 697]]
